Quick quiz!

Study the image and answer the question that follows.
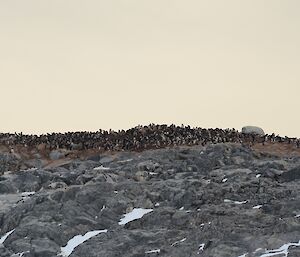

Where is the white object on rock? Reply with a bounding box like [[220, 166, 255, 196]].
[[145, 249, 160, 254], [242, 126, 265, 136], [59, 230, 108, 257], [0, 229, 15, 244], [253, 205, 263, 209], [119, 208, 153, 225]]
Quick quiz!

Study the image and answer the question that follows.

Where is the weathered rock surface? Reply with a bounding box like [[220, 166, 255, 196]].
[[0, 143, 299, 257]]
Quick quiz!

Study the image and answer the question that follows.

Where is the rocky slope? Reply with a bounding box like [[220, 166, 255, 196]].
[[0, 143, 300, 257]]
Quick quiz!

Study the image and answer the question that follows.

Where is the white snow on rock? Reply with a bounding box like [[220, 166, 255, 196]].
[[23, 168, 37, 172], [197, 243, 205, 254], [0, 229, 15, 244], [224, 199, 247, 205], [12, 251, 30, 257], [145, 249, 160, 254], [93, 165, 110, 171], [256, 174, 262, 178], [171, 238, 186, 247], [59, 229, 108, 257], [21, 192, 35, 197], [119, 208, 153, 225], [117, 159, 133, 163], [295, 214, 300, 218], [222, 178, 228, 183], [253, 205, 263, 209], [259, 240, 300, 257]]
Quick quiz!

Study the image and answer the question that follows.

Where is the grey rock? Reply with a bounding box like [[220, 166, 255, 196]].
[[279, 166, 300, 182], [0, 143, 299, 257], [49, 150, 65, 161], [137, 160, 160, 172], [47, 181, 67, 189]]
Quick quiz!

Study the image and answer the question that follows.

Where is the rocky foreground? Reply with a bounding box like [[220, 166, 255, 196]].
[[0, 143, 300, 257]]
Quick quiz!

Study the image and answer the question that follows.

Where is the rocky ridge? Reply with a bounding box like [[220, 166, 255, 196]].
[[0, 143, 300, 257]]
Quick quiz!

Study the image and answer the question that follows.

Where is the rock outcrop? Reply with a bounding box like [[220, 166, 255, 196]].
[[0, 143, 300, 257]]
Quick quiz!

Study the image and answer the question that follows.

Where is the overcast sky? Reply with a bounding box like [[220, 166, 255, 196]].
[[1, 0, 299, 136]]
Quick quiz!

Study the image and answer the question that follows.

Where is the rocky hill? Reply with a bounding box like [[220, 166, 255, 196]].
[[0, 142, 300, 257]]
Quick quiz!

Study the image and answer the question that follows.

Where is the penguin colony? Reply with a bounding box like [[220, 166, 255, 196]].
[[0, 124, 299, 151]]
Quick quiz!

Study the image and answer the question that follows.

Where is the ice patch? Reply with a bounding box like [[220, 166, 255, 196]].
[[0, 229, 15, 244], [171, 238, 186, 247], [93, 165, 110, 171], [59, 230, 108, 257], [119, 208, 153, 225], [259, 240, 300, 257], [145, 249, 160, 254], [253, 205, 263, 209]]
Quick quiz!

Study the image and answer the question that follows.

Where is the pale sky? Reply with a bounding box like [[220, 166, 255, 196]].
[[0, 0, 299, 137]]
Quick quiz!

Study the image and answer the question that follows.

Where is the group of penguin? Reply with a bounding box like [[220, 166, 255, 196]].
[[0, 124, 299, 152]]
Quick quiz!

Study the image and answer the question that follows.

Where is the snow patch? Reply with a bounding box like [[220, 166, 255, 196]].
[[117, 159, 133, 163], [0, 229, 15, 244], [259, 240, 300, 257], [224, 199, 247, 205], [197, 243, 205, 254], [21, 192, 35, 197], [93, 165, 110, 171], [59, 230, 108, 257], [23, 168, 37, 172], [256, 174, 262, 178], [145, 249, 160, 254], [253, 205, 263, 209], [119, 208, 153, 225], [12, 251, 30, 257], [237, 254, 248, 257], [222, 178, 228, 183], [171, 238, 186, 247]]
